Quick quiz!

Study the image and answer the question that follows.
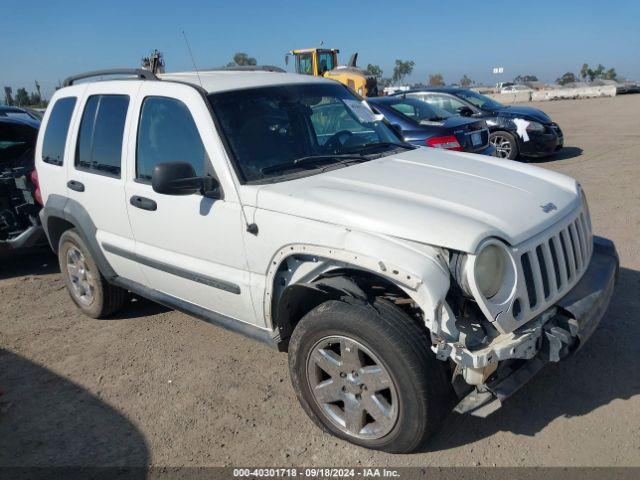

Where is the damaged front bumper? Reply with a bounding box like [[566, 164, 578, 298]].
[[454, 236, 618, 417]]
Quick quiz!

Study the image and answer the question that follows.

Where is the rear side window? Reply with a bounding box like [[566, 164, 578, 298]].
[[136, 96, 205, 181], [76, 95, 129, 177], [42, 97, 76, 166]]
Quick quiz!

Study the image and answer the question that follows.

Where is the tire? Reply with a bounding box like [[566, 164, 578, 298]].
[[288, 298, 452, 453], [489, 130, 519, 160], [58, 229, 127, 318]]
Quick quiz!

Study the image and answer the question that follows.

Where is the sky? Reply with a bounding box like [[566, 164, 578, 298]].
[[2, 0, 639, 98]]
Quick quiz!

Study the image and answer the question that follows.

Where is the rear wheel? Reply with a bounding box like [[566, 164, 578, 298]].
[[489, 131, 519, 159], [288, 298, 452, 453], [58, 229, 127, 318]]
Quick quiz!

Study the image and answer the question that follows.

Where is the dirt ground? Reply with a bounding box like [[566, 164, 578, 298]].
[[1, 95, 639, 468]]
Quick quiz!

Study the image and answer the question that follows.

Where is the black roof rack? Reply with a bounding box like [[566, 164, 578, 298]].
[[62, 68, 158, 87], [205, 65, 285, 73]]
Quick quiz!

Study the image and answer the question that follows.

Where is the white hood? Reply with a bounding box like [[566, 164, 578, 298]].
[[249, 148, 580, 253]]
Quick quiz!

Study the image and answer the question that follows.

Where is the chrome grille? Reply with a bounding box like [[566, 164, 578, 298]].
[[519, 211, 592, 312]]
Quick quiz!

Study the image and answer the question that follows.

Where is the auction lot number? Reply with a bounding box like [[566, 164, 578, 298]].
[[233, 468, 400, 478]]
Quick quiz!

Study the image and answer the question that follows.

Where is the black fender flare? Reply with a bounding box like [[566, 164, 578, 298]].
[[41, 194, 117, 280]]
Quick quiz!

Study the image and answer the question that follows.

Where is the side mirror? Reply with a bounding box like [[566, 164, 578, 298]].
[[152, 161, 220, 197], [457, 106, 474, 117]]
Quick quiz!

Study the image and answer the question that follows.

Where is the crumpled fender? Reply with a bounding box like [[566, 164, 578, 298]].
[[264, 229, 451, 331]]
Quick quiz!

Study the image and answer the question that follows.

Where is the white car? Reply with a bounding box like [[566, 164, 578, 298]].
[[500, 84, 534, 94], [35, 67, 618, 453]]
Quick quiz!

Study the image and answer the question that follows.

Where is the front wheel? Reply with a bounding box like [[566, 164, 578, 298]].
[[288, 298, 452, 453], [489, 131, 519, 159]]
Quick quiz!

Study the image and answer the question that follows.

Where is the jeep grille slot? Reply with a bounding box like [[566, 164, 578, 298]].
[[518, 212, 592, 312], [520, 253, 537, 308]]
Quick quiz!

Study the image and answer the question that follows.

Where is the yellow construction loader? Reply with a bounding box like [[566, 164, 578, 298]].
[[286, 48, 378, 97]]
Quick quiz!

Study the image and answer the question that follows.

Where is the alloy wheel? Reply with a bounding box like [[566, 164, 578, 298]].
[[306, 335, 398, 440], [490, 135, 513, 158], [66, 246, 96, 306]]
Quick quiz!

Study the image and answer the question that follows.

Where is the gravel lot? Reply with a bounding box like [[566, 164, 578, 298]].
[[1, 95, 639, 468]]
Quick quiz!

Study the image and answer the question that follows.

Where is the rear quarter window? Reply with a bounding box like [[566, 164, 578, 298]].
[[42, 97, 77, 166]]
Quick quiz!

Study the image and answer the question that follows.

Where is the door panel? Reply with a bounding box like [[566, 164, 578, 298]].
[[124, 82, 257, 325], [64, 83, 145, 283]]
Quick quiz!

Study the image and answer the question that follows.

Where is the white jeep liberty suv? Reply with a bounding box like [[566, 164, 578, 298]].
[[35, 67, 618, 453]]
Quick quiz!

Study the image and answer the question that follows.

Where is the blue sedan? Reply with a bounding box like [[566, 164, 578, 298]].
[[368, 96, 495, 156]]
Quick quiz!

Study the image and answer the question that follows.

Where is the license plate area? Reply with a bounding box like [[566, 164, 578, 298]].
[[471, 132, 483, 146]]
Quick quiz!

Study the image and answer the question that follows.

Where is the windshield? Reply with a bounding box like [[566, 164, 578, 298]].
[[381, 97, 452, 123], [208, 83, 404, 183], [455, 90, 503, 110]]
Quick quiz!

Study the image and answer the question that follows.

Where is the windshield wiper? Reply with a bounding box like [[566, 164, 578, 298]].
[[261, 154, 366, 175], [344, 141, 415, 155]]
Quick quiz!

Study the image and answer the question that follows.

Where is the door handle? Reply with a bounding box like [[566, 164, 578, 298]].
[[67, 180, 85, 192], [130, 195, 157, 211]]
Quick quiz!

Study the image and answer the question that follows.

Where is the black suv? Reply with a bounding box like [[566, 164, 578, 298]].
[[393, 88, 563, 160], [0, 106, 45, 253]]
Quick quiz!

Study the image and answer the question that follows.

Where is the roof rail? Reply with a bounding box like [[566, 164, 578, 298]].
[[62, 68, 158, 87], [205, 65, 286, 73]]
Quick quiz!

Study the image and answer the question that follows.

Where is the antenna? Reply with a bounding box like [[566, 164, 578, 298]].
[[182, 30, 203, 88]]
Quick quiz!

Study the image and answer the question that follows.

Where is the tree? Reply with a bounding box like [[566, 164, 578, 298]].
[[593, 64, 605, 79], [580, 63, 617, 82], [4, 87, 14, 106], [366, 64, 383, 78], [15, 88, 29, 106], [603, 67, 617, 80], [392, 59, 414, 84], [428, 73, 445, 86], [556, 72, 577, 85], [459, 74, 473, 87], [228, 52, 257, 67], [580, 63, 590, 81], [29, 92, 41, 105], [514, 74, 538, 84]]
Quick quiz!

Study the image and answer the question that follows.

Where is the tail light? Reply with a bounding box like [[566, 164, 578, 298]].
[[30, 169, 43, 206], [426, 135, 463, 151]]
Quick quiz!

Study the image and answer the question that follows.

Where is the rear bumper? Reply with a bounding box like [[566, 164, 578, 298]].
[[473, 143, 496, 156], [0, 225, 46, 254], [455, 236, 618, 417]]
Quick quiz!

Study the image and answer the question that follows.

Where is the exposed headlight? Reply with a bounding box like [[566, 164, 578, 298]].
[[526, 121, 546, 133], [474, 244, 507, 298]]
